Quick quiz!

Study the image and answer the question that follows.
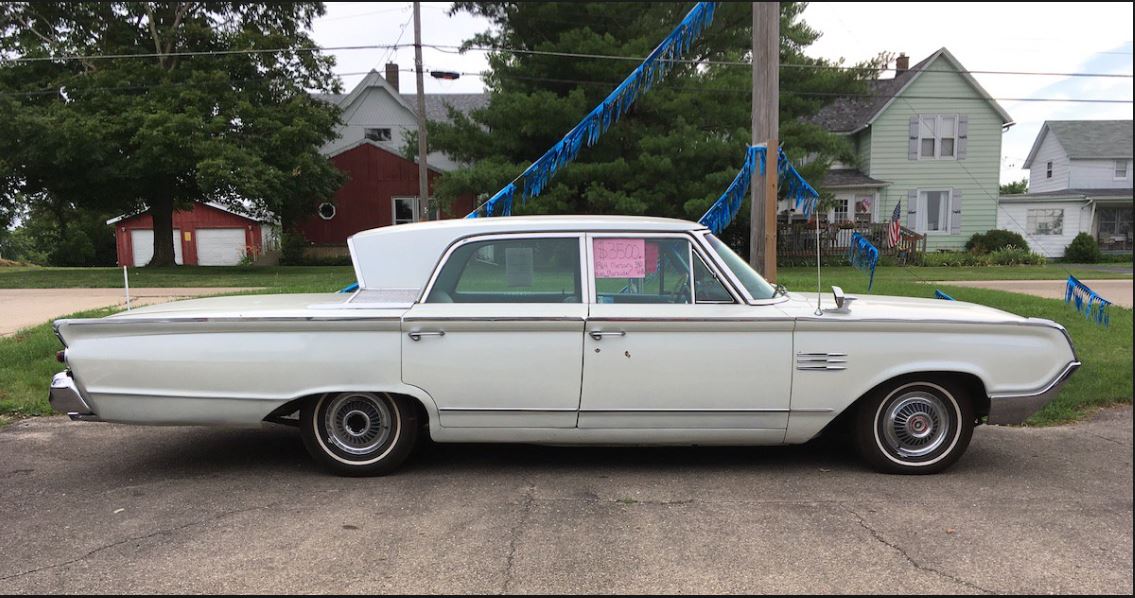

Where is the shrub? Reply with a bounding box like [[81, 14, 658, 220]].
[[989, 245, 1046, 266], [279, 232, 309, 266], [966, 229, 1029, 254], [1064, 232, 1103, 263]]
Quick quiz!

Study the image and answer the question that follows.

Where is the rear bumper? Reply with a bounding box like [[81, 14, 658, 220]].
[[49, 371, 100, 421], [987, 361, 1081, 425]]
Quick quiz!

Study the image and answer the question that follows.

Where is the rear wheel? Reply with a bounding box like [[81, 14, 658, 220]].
[[300, 392, 417, 476], [854, 380, 974, 475]]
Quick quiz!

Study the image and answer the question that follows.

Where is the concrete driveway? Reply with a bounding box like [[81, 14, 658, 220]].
[[938, 279, 1133, 308], [0, 288, 257, 336], [0, 408, 1130, 594]]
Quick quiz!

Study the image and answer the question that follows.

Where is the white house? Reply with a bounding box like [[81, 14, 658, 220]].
[[997, 120, 1133, 257]]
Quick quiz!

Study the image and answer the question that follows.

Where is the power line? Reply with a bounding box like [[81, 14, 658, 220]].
[[4, 42, 1132, 80], [409, 69, 1134, 104]]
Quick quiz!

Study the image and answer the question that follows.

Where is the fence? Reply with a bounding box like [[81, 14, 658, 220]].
[[777, 219, 926, 266]]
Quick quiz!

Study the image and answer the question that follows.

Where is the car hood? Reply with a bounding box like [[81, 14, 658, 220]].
[[780, 291, 1027, 324]]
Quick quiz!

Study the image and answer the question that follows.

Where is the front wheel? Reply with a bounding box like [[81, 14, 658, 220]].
[[300, 392, 418, 476], [854, 380, 974, 475]]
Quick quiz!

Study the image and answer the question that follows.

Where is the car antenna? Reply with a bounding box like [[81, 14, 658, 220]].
[[813, 207, 823, 316]]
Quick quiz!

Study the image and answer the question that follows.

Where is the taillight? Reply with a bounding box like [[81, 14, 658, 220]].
[[56, 350, 66, 363]]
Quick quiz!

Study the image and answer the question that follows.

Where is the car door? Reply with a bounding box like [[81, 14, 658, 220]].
[[579, 233, 793, 432], [401, 233, 588, 428]]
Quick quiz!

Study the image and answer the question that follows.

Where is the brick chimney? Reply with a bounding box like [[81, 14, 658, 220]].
[[384, 63, 400, 92], [895, 53, 909, 75]]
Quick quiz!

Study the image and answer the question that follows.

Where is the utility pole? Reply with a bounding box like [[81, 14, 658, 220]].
[[413, 1, 431, 220], [750, 2, 779, 280]]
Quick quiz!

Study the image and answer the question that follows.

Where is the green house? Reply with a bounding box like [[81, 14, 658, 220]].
[[811, 48, 1014, 251]]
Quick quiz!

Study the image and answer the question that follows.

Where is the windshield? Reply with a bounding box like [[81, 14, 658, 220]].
[[704, 234, 778, 300]]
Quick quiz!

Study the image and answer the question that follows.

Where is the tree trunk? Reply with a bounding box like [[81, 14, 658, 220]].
[[148, 194, 177, 267]]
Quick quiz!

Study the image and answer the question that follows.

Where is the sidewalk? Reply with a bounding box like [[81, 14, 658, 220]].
[[938, 279, 1133, 307], [0, 288, 257, 336]]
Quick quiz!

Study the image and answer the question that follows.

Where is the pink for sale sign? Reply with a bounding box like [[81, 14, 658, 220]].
[[593, 238, 646, 278]]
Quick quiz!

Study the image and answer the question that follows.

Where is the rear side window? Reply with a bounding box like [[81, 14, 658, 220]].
[[426, 237, 582, 303]]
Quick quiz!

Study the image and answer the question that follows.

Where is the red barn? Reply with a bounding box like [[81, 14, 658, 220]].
[[109, 202, 274, 267], [296, 139, 475, 246]]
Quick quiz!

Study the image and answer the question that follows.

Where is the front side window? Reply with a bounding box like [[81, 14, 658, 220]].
[[919, 190, 951, 233], [705, 234, 777, 300], [592, 237, 693, 304], [918, 114, 959, 160], [1027, 209, 1064, 236], [427, 237, 581, 303], [392, 197, 419, 225]]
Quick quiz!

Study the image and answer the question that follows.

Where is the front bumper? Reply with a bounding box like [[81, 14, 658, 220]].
[[987, 361, 1081, 425], [49, 371, 100, 421]]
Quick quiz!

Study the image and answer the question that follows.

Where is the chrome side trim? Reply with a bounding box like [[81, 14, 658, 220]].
[[580, 408, 790, 413], [796, 352, 848, 371], [439, 407, 578, 413], [403, 316, 585, 323], [987, 361, 1081, 425], [59, 315, 402, 326], [586, 316, 794, 323]]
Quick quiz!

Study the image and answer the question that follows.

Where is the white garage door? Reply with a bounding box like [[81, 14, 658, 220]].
[[131, 229, 182, 266], [196, 228, 247, 266]]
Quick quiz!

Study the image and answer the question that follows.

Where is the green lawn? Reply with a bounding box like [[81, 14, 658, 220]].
[[1, 262, 1130, 425]]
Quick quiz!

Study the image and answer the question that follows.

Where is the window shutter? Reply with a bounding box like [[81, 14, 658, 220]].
[[908, 116, 919, 160], [957, 115, 969, 160], [906, 189, 918, 228], [950, 189, 963, 235]]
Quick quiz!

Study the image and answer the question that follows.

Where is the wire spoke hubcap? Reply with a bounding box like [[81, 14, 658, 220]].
[[883, 393, 950, 458], [325, 394, 392, 455]]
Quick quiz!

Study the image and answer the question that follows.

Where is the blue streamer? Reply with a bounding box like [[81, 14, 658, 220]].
[[934, 290, 955, 301], [697, 145, 821, 234], [1065, 275, 1111, 326], [469, 2, 718, 218], [848, 232, 879, 291], [338, 282, 359, 294]]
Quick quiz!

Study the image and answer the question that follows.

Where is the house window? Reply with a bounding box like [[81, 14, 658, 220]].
[[918, 114, 958, 160], [392, 197, 419, 225], [832, 196, 850, 223], [854, 194, 874, 224], [1027, 209, 1064, 236], [1046, 161, 1053, 179], [918, 189, 951, 233], [1115, 160, 1129, 180], [365, 127, 392, 142], [317, 202, 336, 220]]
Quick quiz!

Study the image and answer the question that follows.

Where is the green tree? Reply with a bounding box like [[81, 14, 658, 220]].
[[0, 2, 344, 266], [1000, 178, 1028, 195], [424, 2, 883, 254]]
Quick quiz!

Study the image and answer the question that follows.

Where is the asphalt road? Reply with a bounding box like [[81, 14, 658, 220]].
[[1, 408, 1131, 594]]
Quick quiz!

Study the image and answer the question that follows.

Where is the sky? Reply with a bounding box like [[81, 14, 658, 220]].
[[311, 2, 1134, 185]]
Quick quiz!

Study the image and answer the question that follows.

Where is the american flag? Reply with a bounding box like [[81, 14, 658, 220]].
[[887, 200, 902, 248]]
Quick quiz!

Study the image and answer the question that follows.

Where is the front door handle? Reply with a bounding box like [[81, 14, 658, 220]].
[[408, 330, 446, 341], [589, 330, 626, 341]]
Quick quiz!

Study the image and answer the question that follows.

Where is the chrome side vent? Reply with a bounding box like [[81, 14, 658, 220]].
[[796, 352, 847, 371]]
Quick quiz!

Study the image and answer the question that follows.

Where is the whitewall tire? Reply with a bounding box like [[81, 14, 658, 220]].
[[300, 392, 418, 476], [854, 380, 974, 475]]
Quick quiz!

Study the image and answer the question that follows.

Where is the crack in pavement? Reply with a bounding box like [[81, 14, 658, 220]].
[[1087, 432, 1131, 448], [0, 501, 284, 583], [842, 505, 994, 595], [501, 483, 535, 595]]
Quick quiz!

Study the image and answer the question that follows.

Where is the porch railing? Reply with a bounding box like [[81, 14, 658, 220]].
[[776, 219, 926, 266]]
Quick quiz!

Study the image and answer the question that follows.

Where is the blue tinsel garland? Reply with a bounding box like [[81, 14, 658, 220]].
[[468, 2, 718, 218], [1065, 275, 1111, 326], [934, 289, 955, 301], [697, 146, 820, 234], [848, 231, 879, 291]]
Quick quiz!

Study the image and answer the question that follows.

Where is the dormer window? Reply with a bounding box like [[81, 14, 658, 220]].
[[365, 128, 392, 142]]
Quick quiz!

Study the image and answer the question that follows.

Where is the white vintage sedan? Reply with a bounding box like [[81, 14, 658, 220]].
[[49, 216, 1079, 476]]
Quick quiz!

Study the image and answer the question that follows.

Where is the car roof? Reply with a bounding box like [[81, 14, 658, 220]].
[[349, 215, 705, 243], [347, 215, 707, 292]]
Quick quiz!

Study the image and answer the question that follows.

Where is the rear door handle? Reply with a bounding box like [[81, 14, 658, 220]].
[[408, 330, 446, 341], [589, 330, 626, 341]]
